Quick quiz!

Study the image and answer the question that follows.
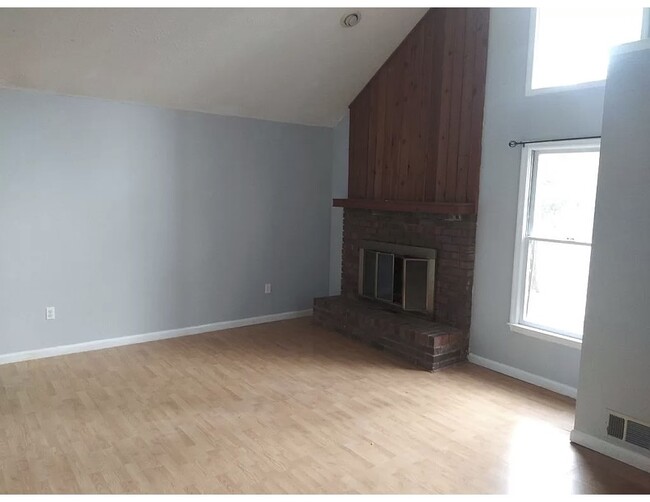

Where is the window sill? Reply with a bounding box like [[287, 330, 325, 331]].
[[508, 323, 582, 350], [525, 79, 605, 97]]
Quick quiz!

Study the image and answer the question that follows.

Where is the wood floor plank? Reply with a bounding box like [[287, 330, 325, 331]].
[[0, 317, 648, 494]]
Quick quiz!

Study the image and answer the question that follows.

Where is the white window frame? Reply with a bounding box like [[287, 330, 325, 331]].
[[525, 8, 650, 96], [508, 138, 601, 349]]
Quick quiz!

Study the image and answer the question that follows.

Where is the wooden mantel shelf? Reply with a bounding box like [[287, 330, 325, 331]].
[[332, 198, 476, 215]]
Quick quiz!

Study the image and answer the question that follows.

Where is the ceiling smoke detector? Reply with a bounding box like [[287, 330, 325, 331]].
[[341, 12, 361, 28]]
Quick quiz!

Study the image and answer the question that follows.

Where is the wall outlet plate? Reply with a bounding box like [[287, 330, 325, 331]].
[[46, 306, 56, 320], [264, 283, 272, 294]]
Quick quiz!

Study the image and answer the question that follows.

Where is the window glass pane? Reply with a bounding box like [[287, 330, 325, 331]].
[[531, 8, 644, 90], [523, 240, 591, 337], [530, 150, 599, 242]]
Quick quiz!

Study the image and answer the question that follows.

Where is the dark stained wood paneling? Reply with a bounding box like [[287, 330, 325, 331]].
[[332, 198, 476, 215], [444, 8, 467, 202], [423, 10, 447, 202], [434, 10, 454, 203], [348, 88, 371, 198], [467, 9, 489, 203], [455, 9, 478, 203], [372, 69, 387, 198], [379, 62, 396, 200], [344, 8, 489, 210], [400, 24, 425, 201]]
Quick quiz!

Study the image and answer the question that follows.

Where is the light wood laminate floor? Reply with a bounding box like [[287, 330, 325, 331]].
[[1, 317, 649, 493]]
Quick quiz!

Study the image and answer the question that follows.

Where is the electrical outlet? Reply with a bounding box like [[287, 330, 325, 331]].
[[46, 306, 56, 320], [264, 283, 272, 294]]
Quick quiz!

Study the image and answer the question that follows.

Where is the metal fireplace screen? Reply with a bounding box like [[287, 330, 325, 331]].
[[358, 240, 436, 315]]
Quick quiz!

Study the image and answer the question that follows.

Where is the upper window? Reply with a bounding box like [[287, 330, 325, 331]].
[[528, 8, 648, 92], [510, 140, 600, 344]]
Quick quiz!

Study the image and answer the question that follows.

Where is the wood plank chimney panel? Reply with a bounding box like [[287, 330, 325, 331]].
[[345, 8, 489, 209]]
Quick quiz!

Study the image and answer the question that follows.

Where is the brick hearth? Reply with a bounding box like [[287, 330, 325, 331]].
[[313, 296, 467, 370]]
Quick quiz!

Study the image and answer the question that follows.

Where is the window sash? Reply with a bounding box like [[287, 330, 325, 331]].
[[520, 237, 591, 338], [525, 235, 591, 247], [510, 139, 600, 341], [525, 149, 599, 243], [526, 8, 650, 94]]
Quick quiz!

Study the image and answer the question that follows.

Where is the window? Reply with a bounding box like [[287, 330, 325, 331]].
[[528, 8, 648, 92], [510, 140, 600, 347]]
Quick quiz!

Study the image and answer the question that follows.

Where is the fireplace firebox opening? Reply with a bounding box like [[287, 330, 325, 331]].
[[357, 240, 436, 315]]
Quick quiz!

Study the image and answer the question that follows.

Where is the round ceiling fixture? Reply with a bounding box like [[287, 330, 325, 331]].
[[341, 12, 361, 28]]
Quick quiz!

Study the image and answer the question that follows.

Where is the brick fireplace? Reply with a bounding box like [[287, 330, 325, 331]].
[[313, 208, 476, 370], [313, 8, 488, 370], [341, 209, 475, 330]]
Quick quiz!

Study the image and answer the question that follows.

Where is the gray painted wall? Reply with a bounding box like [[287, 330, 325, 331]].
[[328, 111, 349, 295], [470, 8, 606, 390], [574, 43, 650, 453], [0, 88, 332, 355]]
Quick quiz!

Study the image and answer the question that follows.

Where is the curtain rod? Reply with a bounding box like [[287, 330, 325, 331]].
[[508, 135, 601, 148]]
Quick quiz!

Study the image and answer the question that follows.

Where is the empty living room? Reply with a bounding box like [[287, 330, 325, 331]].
[[1, 0, 650, 496]]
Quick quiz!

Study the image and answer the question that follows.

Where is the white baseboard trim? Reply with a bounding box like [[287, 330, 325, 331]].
[[570, 429, 650, 473], [0, 309, 313, 366], [467, 353, 577, 399]]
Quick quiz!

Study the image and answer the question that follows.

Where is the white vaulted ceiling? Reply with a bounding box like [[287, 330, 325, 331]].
[[0, 8, 427, 126]]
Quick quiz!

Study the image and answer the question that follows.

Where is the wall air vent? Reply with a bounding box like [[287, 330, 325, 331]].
[[607, 414, 625, 440], [607, 412, 650, 450], [625, 420, 650, 450]]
